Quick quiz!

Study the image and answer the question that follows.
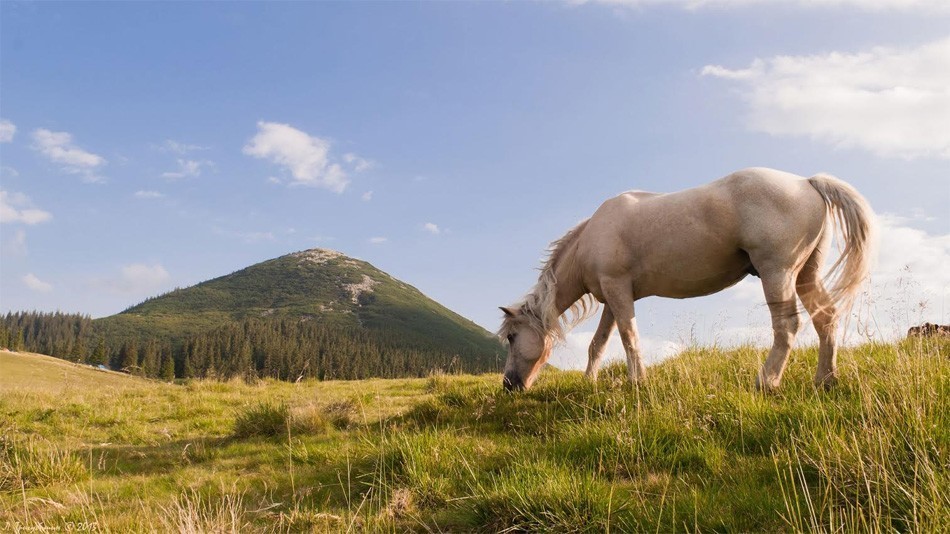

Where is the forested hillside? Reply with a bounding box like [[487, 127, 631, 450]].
[[1, 249, 504, 380]]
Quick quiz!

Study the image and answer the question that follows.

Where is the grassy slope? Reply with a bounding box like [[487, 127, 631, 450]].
[[0, 351, 145, 394], [1, 340, 948, 532]]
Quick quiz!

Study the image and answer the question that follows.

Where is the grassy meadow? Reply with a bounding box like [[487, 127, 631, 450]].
[[1, 339, 948, 532]]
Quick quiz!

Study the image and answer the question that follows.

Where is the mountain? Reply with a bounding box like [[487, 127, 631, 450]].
[[91, 249, 504, 377]]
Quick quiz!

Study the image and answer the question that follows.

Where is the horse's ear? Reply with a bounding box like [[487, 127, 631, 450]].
[[499, 306, 517, 318]]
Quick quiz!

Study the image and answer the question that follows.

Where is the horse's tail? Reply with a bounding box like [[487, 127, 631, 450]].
[[807, 174, 877, 314]]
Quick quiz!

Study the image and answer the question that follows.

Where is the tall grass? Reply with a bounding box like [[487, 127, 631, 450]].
[[158, 488, 249, 533], [0, 433, 87, 492], [2, 339, 947, 532], [775, 339, 949, 532]]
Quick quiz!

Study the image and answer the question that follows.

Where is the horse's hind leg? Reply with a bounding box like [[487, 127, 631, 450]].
[[756, 269, 801, 392], [586, 306, 615, 380], [796, 238, 839, 388]]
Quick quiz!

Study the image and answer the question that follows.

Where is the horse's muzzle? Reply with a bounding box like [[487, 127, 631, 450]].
[[503, 373, 524, 392]]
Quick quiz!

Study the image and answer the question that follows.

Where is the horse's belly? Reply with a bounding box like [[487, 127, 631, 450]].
[[648, 270, 748, 299], [636, 253, 751, 299]]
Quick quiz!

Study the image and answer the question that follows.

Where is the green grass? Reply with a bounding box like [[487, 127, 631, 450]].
[[1, 339, 948, 532], [0, 350, 144, 395]]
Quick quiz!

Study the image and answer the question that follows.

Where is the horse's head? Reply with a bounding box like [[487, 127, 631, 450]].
[[498, 305, 551, 391]]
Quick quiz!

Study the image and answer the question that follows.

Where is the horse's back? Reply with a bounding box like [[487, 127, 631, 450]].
[[577, 167, 828, 298]]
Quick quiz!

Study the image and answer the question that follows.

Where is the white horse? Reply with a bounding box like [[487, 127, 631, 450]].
[[499, 167, 876, 392]]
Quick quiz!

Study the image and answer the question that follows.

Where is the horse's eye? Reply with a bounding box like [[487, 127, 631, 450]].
[[506, 334, 516, 343]]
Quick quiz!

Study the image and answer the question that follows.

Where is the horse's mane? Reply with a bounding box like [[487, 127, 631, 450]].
[[499, 218, 599, 344]]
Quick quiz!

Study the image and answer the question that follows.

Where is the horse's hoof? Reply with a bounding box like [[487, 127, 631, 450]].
[[755, 375, 781, 394], [814, 374, 839, 390]]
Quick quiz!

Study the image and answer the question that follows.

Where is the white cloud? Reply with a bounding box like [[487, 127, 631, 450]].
[[423, 222, 441, 235], [369, 236, 388, 244], [31, 128, 107, 181], [243, 121, 349, 193], [702, 37, 950, 160], [575, 0, 950, 11], [22, 273, 53, 293], [109, 263, 172, 295], [0, 190, 53, 225], [699, 61, 763, 81], [343, 152, 375, 172], [361, 190, 374, 201], [862, 213, 950, 337], [0, 119, 16, 143], [162, 158, 210, 179], [134, 190, 164, 199]]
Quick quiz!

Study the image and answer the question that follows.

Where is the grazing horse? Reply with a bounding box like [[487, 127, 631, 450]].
[[498, 168, 876, 392]]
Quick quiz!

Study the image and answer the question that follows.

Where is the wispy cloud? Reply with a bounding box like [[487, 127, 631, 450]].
[[236, 231, 276, 243], [702, 37, 950, 159], [0, 119, 16, 143], [369, 236, 388, 244], [134, 190, 165, 199], [423, 222, 441, 235], [158, 139, 208, 154], [22, 273, 53, 293], [106, 263, 172, 295], [243, 121, 350, 193], [0, 190, 53, 225], [31, 128, 107, 182], [4, 228, 28, 256], [361, 190, 374, 202], [212, 226, 276, 244], [162, 158, 211, 179], [343, 152, 375, 172]]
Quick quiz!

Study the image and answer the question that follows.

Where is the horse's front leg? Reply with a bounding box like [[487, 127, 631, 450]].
[[585, 306, 615, 381], [601, 279, 646, 384]]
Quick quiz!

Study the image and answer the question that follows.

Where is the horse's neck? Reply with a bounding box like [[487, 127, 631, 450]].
[[550, 255, 586, 317]]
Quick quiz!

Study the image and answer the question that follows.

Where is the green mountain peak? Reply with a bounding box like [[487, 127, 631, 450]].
[[93, 249, 504, 375]]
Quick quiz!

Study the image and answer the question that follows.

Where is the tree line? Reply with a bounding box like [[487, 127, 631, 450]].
[[1, 311, 501, 381]]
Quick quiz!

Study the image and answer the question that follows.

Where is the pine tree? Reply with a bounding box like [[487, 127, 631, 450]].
[[159, 353, 176, 381], [117, 341, 139, 373], [181, 352, 195, 379], [140, 341, 160, 377], [70, 337, 88, 363], [90, 339, 108, 367]]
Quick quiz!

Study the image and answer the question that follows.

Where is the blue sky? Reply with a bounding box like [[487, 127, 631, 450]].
[[2, 1, 948, 369]]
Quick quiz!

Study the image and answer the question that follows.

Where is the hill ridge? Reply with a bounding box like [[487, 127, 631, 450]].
[[86, 248, 504, 379]]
